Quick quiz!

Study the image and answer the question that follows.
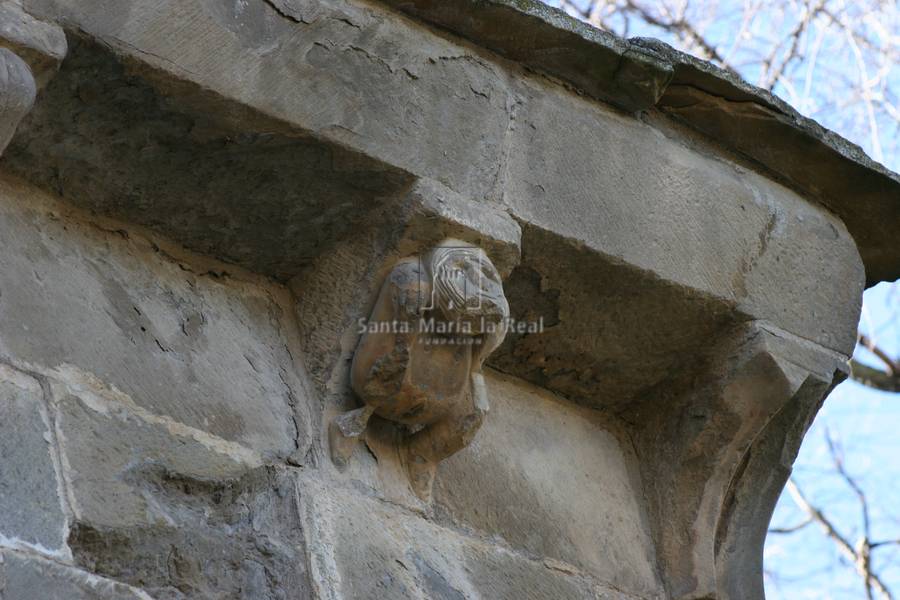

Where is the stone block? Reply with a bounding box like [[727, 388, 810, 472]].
[[0, 174, 308, 459], [484, 81, 862, 410], [48, 377, 313, 599], [0, 47, 34, 155], [0, 364, 67, 556], [0, 548, 152, 599], [397, 178, 522, 277], [434, 371, 661, 596], [633, 323, 845, 598], [50, 377, 259, 530], [66, 466, 312, 600], [20, 0, 510, 204], [505, 80, 863, 353], [299, 477, 643, 600]]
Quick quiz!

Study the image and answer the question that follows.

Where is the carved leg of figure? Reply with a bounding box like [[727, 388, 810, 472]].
[[403, 404, 486, 500], [329, 405, 376, 469]]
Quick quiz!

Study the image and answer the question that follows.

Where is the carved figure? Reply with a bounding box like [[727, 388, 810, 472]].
[[331, 239, 509, 499]]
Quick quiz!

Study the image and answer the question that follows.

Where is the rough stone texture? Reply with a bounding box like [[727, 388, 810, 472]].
[[482, 81, 864, 410], [629, 322, 847, 599], [0, 0, 865, 415], [0, 178, 315, 599], [434, 371, 660, 595], [398, 178, 522, 277], [50, 375, 262, 531], [288, 176, 522, 412], [379, 0, 900, 286], [300, 476, 647, 600], [0, 365, 67, 556], [503, 80, 863, 354], [66, 465, 312, 600], [380, 0, 673, 111], [0, 0, 889, 598], [0, 47, 34, 155], [0, 174, 311, 461], [2, 36, 413, 281], [335, 238, 511, 500], [0, 548, 153, 600]]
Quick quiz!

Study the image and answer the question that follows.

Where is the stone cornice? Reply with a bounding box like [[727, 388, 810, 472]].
[[378, 0, 900, 286]]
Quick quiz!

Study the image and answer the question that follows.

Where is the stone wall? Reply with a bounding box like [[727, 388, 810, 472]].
[[0, 0, 894, 598], [0, 174, 662, 598]]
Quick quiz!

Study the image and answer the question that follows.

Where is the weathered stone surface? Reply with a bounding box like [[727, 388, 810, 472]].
[[379, 0, 673, 111], [0, 548, 152, 599], [0, 48, 34, 155], [482, 79, 863, 410], [299, 476, 646, 599], [632, 323, 845, 599], [2, 36, 413, 281], [20, 0, 510, 204], [291, 176, 522, 394], [42, 374, 313, 599], [0, 1, 66, 86], [504, 79, 864, 353], [1, 0, 865, 418], [434, 371, 661, 596], [50, 376, 260, 530], [0, 173, 310, 459], [634, 38, 900, 286], [333, 239, 510, 499], [0, 364, 67, 556], [379, 0, 900, 285], [7, 0, 888, 296], [0, 0, 883, 598], [398, 178, 522, 277], [67, 466, 312, 600]]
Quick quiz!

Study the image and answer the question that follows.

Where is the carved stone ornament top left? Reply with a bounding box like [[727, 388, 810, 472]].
[[0, 47, 36, 156], [330, 239, 510, 500]]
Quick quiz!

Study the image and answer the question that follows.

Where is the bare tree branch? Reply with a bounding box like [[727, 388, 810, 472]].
[[768, 517, 814, 534], [849, 360, 900, 393], [760, 0, 827, 91], [786, 478, 894, 599], [859, 334, 899, 375], [850, 334, 900, 392]]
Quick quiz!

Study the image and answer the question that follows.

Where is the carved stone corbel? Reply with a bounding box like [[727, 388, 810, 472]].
[[330, 238, 510, 500], [635, 322, 847, 599]]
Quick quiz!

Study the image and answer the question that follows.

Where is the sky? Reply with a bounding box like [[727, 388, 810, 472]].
[[538, 2, 900, 596]]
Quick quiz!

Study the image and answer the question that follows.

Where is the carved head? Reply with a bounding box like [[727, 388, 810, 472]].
[[426, 239, 509, 333]]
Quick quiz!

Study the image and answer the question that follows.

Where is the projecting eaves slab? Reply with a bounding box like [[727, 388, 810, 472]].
[[379, 0, 900, 286]]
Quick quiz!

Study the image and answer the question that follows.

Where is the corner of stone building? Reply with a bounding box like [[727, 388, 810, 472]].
[[0, 1, 887, 599]]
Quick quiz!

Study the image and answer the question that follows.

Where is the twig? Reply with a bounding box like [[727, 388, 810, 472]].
[[858, 334, 899, 375], [786, 479, 894, 599], [768, 517, 813, 534]]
